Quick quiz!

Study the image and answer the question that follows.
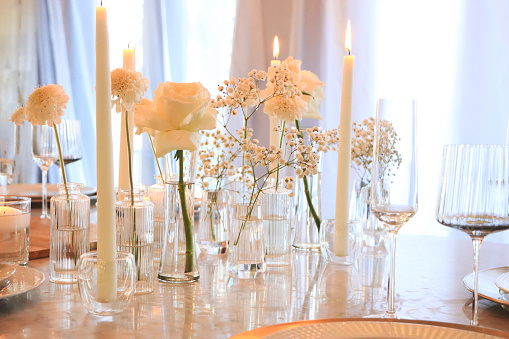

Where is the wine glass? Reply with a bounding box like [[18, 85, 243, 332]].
[[436, 144, 509, 326], [0, 122, 18, 183], [369, 99, 418, 318], [55, 120, 83, 169], [32, 125, 58, 219]]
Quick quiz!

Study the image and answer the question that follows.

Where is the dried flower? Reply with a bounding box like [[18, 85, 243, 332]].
[[10, 84, 69, 126], [111, 68, 149, 113]]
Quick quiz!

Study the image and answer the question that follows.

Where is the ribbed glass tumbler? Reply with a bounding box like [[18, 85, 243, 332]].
[[115, 189, 154, 294], [227, 203, 266, 279], [198, 189, 229, 255], [261, 183, 292, 266], [148, 175, 167, 262], [50, 183, 90, 283]]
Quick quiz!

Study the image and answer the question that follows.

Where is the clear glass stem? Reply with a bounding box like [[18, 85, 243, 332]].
[[471, 237, 483, 326], [41, 169, 49, 219], [386, 230, 398, 317]]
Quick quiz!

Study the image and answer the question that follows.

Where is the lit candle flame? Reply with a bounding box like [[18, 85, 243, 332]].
[[345, 20, 352, 55], [128, 40, 133, 49], [273, 36, 280, 59]]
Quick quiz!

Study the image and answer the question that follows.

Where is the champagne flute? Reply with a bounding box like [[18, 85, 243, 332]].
[[436, 144, 509, 326], [369, 99, 418, 318], [32, 125, 58, 219], [55, 120, 83, 168]]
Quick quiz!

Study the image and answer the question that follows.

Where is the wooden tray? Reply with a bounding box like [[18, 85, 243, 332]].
[[29, 217, 97, 260]]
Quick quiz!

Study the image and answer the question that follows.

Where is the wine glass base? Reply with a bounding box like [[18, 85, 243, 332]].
[[40, 214, 50, 220], [364, 312, 404, 319]]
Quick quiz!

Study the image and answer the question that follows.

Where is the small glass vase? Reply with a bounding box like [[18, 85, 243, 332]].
[[293, 172, 321, 250], [78, 252, 136, 315], [349, 179, 387, 247], [319, 219, 362, 265], [50, 183, 90, 283], [115, 188, 154, 294], [148, 175, 167, 261], [261, 181, 292, 266], [198, 189, 229, 254], [158, 150, 199, 283], [227, 203, 266, 279]]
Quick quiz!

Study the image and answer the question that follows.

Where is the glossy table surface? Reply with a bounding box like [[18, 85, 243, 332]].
[[2, 213, 509, 338]]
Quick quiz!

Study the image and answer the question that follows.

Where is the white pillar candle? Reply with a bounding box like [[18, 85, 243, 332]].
[[269, 36, 281, 174], [96, 5, 117, 301], [334, 21, 354, 256], [118, 47, 136, 201]]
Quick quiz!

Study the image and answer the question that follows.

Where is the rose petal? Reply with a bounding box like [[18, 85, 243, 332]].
[[135, 100, 174, 133], [153, 130, 201, 156], [181, 108, 217, 132]]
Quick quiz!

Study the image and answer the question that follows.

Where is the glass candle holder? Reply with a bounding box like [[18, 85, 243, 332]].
[[0, 196, 31, 266], [116, 188, 154, 294], [320, 219, 362, 265], [198, 189, 229, 255], [77, 252, 136, 315], [50, 183, 90, 283], [148, 175, 167, 262]]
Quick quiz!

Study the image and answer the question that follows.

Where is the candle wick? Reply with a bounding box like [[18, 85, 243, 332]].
[[346, 48, 351, 56], [101, 0, 102, 6]]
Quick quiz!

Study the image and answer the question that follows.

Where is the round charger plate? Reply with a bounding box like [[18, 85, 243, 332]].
[[6, 184, 96, 202], [463, 266, 509, 307], [0, 264, 16, 281], [0, 266, 45, 299], [495, 273, 509, 294], [230, 319, 508, 338]]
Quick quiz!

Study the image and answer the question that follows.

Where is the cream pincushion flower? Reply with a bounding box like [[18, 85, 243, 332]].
[[111, 68, 149, 113], [134, 82, 217, 157], [263, 82, 308, 122], [299, 70, 325, 120], [10, 84, 69, 126]]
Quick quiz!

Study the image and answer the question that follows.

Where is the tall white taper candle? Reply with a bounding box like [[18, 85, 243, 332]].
[[96, 5, 117, 301], [269, 36, 281, 174], [334, 21, 354, 256], [118, 47, 136, 201]]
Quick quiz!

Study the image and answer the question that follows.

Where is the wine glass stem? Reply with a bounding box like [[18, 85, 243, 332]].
[[387, 230, 398, 317], [41, 169, 49, 219], [471, 237, 483, 326]]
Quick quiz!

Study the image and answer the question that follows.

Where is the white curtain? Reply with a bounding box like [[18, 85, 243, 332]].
[[36, 0, 96, 186], [230, 0, 509, 241]]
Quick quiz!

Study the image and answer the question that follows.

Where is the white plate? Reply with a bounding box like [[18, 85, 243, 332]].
[[6, 184, 96, 202], [495, 272, 509, 294], [463, 266, 509, 307], [232, 319, 507, 338], [0, 266, 45, 299], [0, 264, 16, 281]]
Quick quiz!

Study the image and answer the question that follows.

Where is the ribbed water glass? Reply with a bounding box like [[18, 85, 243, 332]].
[[116, 188, 154, 294], [148, 175, 167, 261], [261, 182, 292, 266], [50, 183, 90, 283], [198, 189, 229, 254], [227, 203, 265, 279]]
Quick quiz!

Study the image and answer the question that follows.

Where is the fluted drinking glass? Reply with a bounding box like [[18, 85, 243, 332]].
[[369, 99, 417, 319], [436, 144, 509, 326]]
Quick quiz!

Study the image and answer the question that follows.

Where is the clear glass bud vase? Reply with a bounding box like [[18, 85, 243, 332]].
[[50, 183, 90, 283], [293, 172, 322, 250], [262, 180, 292, 266], [198, 189, 229, 254], [158, 150, 199, 283], [115, 188, 154, 294], [148, 175, 167, 261], [227, 203, 266, 279]]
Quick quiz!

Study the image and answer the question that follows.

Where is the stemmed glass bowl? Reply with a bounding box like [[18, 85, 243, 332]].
[[369, 99, 418, 319], [436, 144, 509, 326]]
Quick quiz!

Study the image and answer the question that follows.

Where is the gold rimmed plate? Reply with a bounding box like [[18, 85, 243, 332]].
[[230, 318, 508, 338], [463, 266, 509, 307], [0, 266, 45, 299], [0, 264, 16, 282]]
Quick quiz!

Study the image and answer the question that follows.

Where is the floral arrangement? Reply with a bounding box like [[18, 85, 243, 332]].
[[206, 57, 337, 234], [10, 84, 70, 191], [351, 117, 402, 183], [135, 81, 217, 274]]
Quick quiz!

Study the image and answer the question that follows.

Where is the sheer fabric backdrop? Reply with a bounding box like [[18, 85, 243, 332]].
[[230, 0, 509, 241]]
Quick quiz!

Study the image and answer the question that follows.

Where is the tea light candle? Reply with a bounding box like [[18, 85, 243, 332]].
[[0, 207, 29, 234]]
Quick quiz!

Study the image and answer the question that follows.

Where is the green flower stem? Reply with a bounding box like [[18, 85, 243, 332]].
[[177, 150, 194, 273], [148, 134, 164, 179], [53, 125, 77, 263], [295, 120, 321, 232], [125, 111, 140, 280], [275, 120, 286, 190]]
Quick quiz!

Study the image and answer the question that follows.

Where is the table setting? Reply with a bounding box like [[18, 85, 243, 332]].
[[1, 2, 509, 339]]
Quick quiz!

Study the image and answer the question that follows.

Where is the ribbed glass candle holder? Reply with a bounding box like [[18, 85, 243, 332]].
[[148, 175, 167, 261], [50, 183, 90, 283], [198, 189, 229, 254], [115, 188, 154, 294]]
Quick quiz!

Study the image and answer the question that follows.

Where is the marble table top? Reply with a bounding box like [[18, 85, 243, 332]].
[[1, 233, 509, 338]]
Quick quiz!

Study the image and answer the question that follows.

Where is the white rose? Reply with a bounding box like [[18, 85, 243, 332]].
[[299, 70, 325, 120], [134, 82, 217, 157]]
